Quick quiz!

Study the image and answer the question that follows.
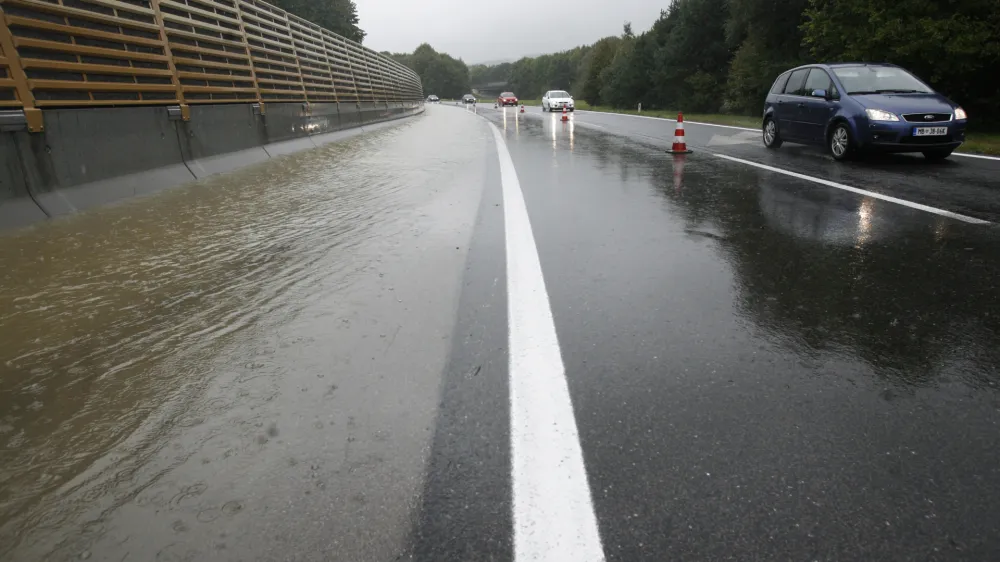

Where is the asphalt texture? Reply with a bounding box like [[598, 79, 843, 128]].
[[3, 102, 1000, 561]]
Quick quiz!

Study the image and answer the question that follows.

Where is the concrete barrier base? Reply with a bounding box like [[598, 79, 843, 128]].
[[0, 103, 425, 232], [35, 163, 196, 216], [0, 197, 49, 231], [264, 137, 318, 157], [187, 147, 271, 180]]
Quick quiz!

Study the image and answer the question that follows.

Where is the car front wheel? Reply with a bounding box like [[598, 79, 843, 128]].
[[763, 118, 782, 149], [923, 149, 953, 161], [829, 124, 854, 161]]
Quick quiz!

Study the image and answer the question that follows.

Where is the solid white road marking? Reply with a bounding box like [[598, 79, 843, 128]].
[[713, 153, 990, 225], [953, 151, 1000, 161], [489, 122, 606, 562]]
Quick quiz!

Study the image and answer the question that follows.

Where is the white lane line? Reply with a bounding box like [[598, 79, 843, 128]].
[[577, 111, 999, 160], [953, 152, 1000, 161], [576, 110, 757, 132], [713, 153, 990, 224], [489, 122, 606, 562]]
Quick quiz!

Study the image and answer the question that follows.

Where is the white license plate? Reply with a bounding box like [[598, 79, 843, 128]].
[[913, 127, 948, 136]]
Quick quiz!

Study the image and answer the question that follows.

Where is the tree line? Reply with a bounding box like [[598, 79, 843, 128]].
[[268, 0, 365, 43], [471, 0, 1000, 126], [387, 44, 471, 99]]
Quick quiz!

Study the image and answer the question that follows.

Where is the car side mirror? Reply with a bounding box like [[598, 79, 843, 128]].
[[811, 89, 828, 99]]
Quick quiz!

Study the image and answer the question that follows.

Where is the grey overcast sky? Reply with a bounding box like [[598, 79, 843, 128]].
[[355, 1, 664, 64]]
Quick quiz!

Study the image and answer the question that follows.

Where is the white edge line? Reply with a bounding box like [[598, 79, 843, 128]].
[[576, 110, 1000, 160], [712, 153, 990, 225], [953, 151, 1000, 161], [489, 121, 606, 562]]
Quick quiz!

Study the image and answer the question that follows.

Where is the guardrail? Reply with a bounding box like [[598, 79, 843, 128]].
[[0, 0, 423, 130]]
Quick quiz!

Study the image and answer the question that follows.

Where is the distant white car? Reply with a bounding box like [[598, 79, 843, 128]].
[[542, 90, 575, 112]]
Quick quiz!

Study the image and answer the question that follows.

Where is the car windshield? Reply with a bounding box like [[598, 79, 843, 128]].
[[832, 65, 933, 94], [549, 91, 570, 98], [501, 92, 514, 97]]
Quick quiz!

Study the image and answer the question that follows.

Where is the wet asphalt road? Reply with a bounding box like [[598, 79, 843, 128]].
[[3, 103, 1000, 561]]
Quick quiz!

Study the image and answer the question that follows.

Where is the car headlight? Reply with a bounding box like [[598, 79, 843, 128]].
[[954, 107, 967, 120], [865, 109, 899, 122]]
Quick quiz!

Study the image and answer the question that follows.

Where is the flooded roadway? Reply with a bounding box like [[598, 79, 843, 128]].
[[4, 103, 1000, 561], [1, 110, 490, 561]]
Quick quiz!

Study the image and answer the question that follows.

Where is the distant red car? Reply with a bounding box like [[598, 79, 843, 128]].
[[497, 91, 518, 106]]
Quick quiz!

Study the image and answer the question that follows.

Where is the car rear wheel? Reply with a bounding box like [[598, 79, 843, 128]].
[[829, 124, 854, 161], [763, 118, 782, 149], [923, 149, 953, 161]]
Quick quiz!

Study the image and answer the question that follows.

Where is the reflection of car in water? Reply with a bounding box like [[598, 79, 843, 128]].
[[462, 94, 476, 104], [756, 175, 906, 247], [762, 63, 967, 161]]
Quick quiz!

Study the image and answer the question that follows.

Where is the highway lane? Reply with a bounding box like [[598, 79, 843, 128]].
[[3, 103, 999, 561], [504, 103, 1000, 223], [417, 103, 1000, 560]]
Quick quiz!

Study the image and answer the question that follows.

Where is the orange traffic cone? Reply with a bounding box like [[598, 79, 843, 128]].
[[667, 112, 693, 154], [561, 107, 569, 122], [520, 104, 525, 113]]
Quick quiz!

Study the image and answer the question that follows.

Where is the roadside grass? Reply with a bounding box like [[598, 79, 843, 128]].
[[962, 133, 1000, 157]]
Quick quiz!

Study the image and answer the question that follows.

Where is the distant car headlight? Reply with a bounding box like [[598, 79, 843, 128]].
[[865, 109, 899, 122], [954, 107, 968, 120]]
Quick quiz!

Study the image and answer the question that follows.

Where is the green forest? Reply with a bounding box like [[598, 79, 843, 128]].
[[469, 0, 999, 126], [386, 45, 471, 100], [268, 0, 365, 43]]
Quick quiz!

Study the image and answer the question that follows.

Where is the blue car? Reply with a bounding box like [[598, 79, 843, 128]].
[[763, 63, 967, 161]]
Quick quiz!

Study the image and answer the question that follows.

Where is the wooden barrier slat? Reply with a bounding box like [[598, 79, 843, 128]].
[[164, 27, 247, 48], [247, 42, 295, 60], [21, 58, 174, 77], [4, 15, 165, 48], [169, 43, 250, 60], [182, 84, 257, 93], [255, 77, 301, 87], [78, 0, 157, 18], [162, 13, 240, 37], [173, 56, 251, 71], [183, 0, 243, 17], [177, 70, 253, 82], [3, 0, 162, 32], [34, 98, 178, 106], [160, 0, 241, 27], [14, 37, 169, 62], [249, 62, 298, 78], [30, 79, 177, 92]]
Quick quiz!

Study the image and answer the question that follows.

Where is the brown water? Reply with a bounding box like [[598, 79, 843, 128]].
[[0, 109, 487, 560]]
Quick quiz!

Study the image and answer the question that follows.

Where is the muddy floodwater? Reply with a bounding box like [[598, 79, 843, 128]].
[[0, 110, 488, 561]]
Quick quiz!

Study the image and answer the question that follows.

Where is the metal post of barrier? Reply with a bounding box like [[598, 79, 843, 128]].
[[149, 0, 189, 121], [0, 10, 42, 131]]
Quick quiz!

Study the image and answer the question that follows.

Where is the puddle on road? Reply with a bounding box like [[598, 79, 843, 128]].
[[0, 111, 481, 560]]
